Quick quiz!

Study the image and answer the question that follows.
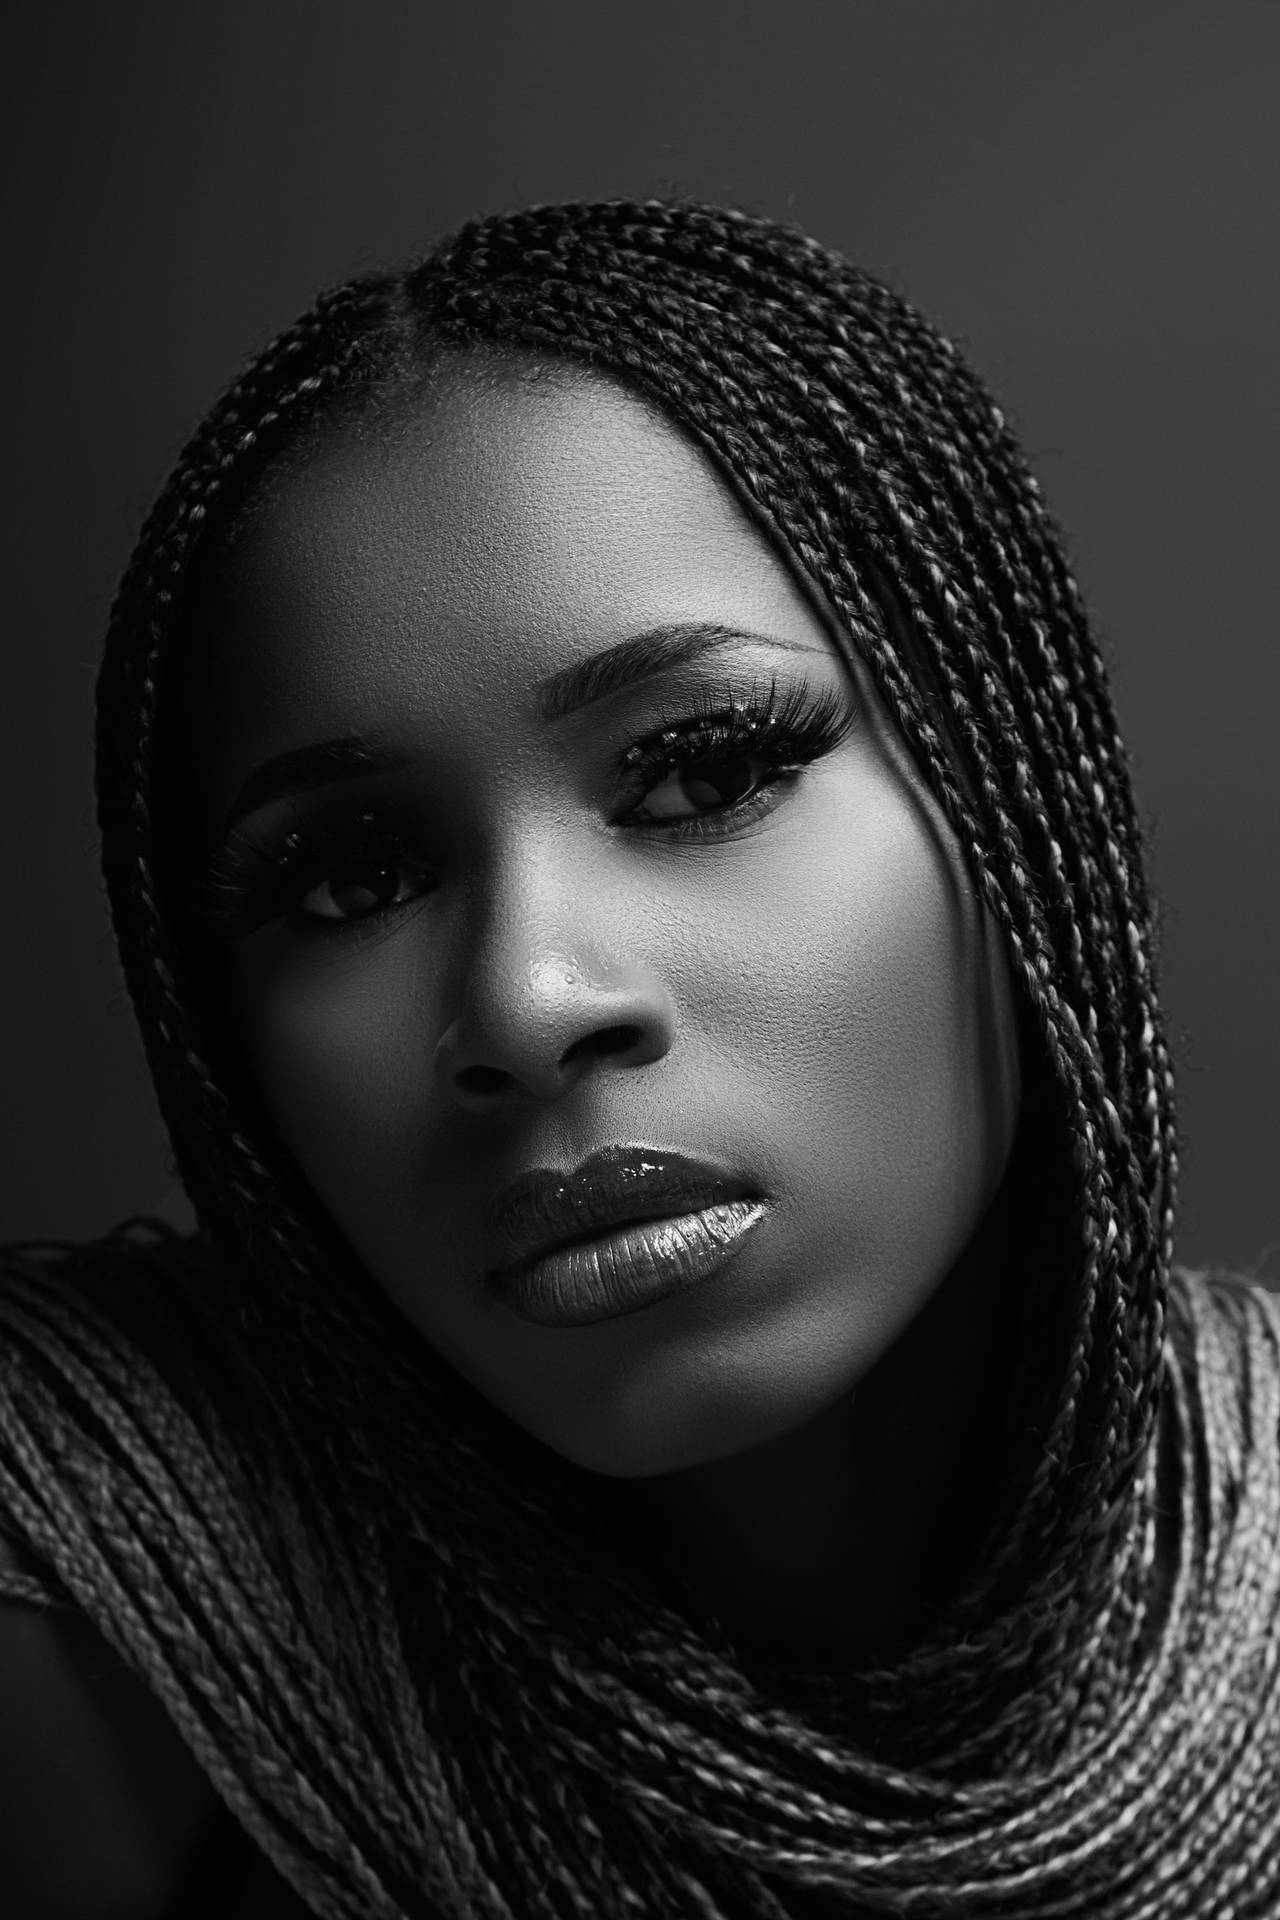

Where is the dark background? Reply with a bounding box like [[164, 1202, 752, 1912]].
[[2, 1, 1276, 1279]]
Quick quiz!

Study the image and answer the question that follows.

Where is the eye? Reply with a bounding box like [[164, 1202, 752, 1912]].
[[619, 677, 856, 836], [295, 858, 426, 923], [189, 806, 439, 942], [637, 747, 772, 821]]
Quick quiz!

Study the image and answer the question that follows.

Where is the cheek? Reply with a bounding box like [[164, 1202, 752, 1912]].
[[226, 788, 1023, 1479], [234, 781, 1020, 1365], [676, 781, 1021, 1311], [233, 938, 443, 1217]]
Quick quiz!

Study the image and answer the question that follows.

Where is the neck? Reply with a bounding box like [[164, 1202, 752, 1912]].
[[615, 1188, 1026, 1673]]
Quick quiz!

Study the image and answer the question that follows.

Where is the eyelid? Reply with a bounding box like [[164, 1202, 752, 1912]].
[[189, 672, 856, 938], [188, 805, 428, 938], [616, 673, 854, 787]]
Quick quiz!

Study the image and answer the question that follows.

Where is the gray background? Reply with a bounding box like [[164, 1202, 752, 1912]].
[[2, 1, 1276, 1280]]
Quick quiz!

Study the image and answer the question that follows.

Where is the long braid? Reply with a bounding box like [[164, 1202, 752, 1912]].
[[410, 208, 1162, 1708], [5, 198, 1277, 1918]]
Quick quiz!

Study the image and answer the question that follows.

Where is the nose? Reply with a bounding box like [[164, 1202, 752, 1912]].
[[432, 889, 677, 1113]]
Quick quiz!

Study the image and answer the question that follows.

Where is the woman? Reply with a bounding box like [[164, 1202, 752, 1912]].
[[1, 196, 1277, 1918]]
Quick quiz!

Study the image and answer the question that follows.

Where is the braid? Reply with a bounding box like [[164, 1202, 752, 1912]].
[[415, 202, 1173, 1641], [8, 198, 1262, 1919]]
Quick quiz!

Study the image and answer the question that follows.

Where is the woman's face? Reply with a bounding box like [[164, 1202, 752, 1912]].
[[190, 350, 1023, 1479]]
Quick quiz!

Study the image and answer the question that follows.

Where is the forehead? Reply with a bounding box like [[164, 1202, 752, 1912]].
[[199, 355, 845, 767]]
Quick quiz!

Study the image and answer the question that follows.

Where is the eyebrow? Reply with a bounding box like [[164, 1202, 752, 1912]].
[[533, 620, 816, 722], [219, 620, 819, 834]]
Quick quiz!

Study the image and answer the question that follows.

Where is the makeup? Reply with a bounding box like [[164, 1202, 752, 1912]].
[[188, 672, 857, 942], [484, 1144, 768, 1327], [484, 1198, 768, 1328]]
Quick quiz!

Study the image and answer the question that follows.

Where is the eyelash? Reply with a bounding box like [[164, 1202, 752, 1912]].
[[189, 674, 856, 942]]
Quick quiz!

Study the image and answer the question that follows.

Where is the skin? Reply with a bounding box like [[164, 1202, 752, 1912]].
[[186, 348, 1028, 1668]]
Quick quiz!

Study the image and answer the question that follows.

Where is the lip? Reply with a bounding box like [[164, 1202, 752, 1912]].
[[485, 1144, 762, 1280], [486, 1199, 769, 1327]]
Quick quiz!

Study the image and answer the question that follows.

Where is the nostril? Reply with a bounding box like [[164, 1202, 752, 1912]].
[[565, 1024, 643, 1066], [449, 1024, 651, 1102], [457, 1064, 508, 1097]]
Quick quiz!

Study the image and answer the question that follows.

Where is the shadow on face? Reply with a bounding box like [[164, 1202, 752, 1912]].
[[165, 346, 1029, 1487]]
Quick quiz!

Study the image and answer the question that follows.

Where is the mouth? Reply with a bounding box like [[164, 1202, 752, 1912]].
[[485, 1143, 761, 1281], [515, 1202, 704, 1270], [484, 1193, 770, 1329]]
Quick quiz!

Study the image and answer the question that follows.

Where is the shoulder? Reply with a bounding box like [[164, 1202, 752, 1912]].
[[1164, 1263, 1280, 1488], [0, 1224, 324, 1914], [0, 1227, 244, 1916], [1167, 1260, 1280, 1370], [0, 1216, 228, 1351], [0, 1219, 265, 1479], [0, 1531, 222, 1919]]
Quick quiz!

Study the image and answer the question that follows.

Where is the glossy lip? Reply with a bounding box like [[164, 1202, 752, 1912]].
[[486, 1199, 769, 1327], [484, 1144, 761, 1281]]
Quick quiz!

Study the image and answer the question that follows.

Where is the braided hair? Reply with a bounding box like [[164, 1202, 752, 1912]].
[[10, 198, 1219, 1915]]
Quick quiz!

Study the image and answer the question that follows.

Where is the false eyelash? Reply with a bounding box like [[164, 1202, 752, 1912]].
[[186, 673, 859, 942], [187, 808, 429, 941], [617, 673, 857, 818]]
